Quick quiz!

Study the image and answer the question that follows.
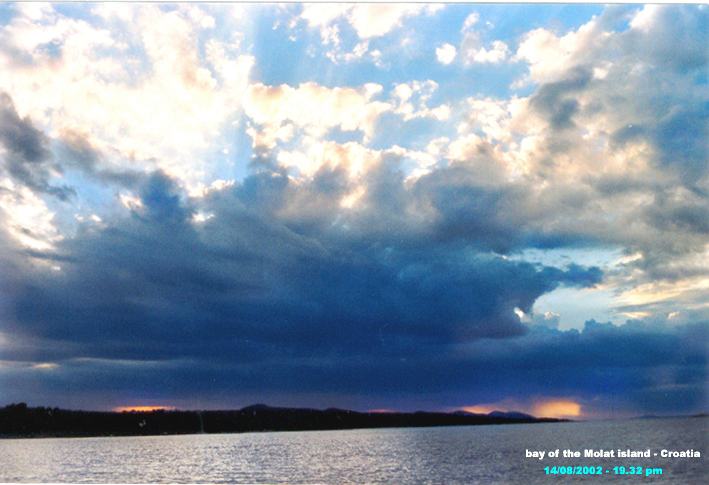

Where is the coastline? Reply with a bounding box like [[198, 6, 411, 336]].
[[0, 403, 565, 440]]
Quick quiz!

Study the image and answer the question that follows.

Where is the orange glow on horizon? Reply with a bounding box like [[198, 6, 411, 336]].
[[461, 405, 500, 414], [113, 405, 175, 413], [460, 398, 584, 419], [532, 399, 582, 418], [368, 408, 396, 413]]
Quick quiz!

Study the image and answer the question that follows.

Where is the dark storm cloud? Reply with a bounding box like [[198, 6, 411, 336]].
[[2, 315, 704, 416], [0, 93, 74, 199], [3, 164, 704, 415], [6, 170, 599, 352], [0, 167, 608, 405], [1, 123, 704, 414]]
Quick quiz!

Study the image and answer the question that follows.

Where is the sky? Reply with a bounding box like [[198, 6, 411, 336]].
[[0, 3, 707, 419]]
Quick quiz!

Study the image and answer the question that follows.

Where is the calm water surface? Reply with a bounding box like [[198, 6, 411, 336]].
[[0, 417, 706, 484]]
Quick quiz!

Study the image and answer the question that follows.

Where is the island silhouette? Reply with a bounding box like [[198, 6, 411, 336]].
[[0, 402, 565, 438]]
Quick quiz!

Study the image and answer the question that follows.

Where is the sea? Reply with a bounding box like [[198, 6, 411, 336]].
[[0, 417, 706, 484]]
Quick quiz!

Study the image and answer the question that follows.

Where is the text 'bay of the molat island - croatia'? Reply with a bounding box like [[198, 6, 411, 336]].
[[0, 2, 707, 484]]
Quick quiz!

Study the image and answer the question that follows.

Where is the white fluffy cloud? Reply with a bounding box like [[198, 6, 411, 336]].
[[515, 20, 608, 84], [456, 11, 509, 65], [277, 140, 383, 181], [390, 80, 450, 121], [0, 4, 253, 188], [468, 40, 509, 64], [300, 4, 442, 40], [297, 4, 442, 65], [244, 82, 391, 146], [0, 177, 61, 251], [436, 43, 457, 65], [461, 32, 509, 64], [347, 4, 442, 39]]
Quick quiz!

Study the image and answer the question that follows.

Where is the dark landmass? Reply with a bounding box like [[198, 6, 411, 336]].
[[0, 402, 565, 439], [487, 410, 535, 420], [633, 413, 709, 420]]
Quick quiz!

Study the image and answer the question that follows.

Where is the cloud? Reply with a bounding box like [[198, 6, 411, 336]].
[[0, 93, 73, 200], [0, 164, 617, 408], [0, 4, 706, 415], [516, 5, 708, 84], [458, 13, 509, 65], [462, 13, 479, 31], [0, 177, 62, 251], [56, 131, 143, 188], [467, 40, 509, 64], [298, 4, 352, 31], [300, 4, 442, 41], [244, 82, 390, 146], [478, 4, 709, 315], [347, 5, 442, 39], [276, 140, 385, 181], [2, 243, 704, 416], [529, 66, 592, 130], [435, 43, 457, 65], [0, 4, 254, 189], [514, 17, 608, 85], [390, 80, 450, 122], [296, 4, 443, 66], [0, 94, 50, 164]]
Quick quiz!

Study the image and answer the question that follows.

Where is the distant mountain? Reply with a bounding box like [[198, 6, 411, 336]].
[[487, 410, 535, 420], [452, 409, 535, 420], [240, 403, 275, 412], [634, 413, 708, 420], [0, 402, 566, 439], [451, 410, 482, 416]]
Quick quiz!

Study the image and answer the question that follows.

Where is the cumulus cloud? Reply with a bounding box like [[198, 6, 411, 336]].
[[509, 5, 708, 258], [244, 82, 390, 146], [461, 32, 509, 65], [300, 4, 441, 40], [435, 43, 456, 65], [468, 40, 509, 64], [296, 4, 442, 66], [390, 80, 450, 121], [458, 12, 509, 65], [0, 4, 254, 189], [0, 178, 62, 251]]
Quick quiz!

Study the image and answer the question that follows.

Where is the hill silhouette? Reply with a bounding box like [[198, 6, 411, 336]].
[[0, 402, 565, 438]]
